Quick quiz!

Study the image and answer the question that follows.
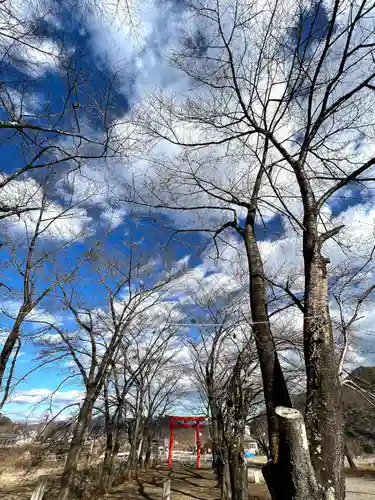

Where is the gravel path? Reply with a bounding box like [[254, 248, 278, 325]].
[[347, 477, 375, 499]]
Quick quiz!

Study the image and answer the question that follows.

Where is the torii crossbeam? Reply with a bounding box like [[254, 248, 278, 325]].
[[167, 416, 207, 468]]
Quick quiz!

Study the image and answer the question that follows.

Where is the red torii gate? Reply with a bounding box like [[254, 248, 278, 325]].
[[168, 416, 207, 468]]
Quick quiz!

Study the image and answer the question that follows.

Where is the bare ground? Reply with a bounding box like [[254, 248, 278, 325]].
[[2, 463, 375, 500], [0, 465, 270, 500]]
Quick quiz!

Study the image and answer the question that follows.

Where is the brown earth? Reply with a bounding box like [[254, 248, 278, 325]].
[[0, 464, 270, 500]]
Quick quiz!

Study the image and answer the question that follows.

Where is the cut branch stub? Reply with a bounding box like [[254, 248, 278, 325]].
[[275, 406, 319, 500], [162, 479, 171, 500]]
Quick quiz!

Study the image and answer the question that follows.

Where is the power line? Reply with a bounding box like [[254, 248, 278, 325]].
[[170, 315, 322, 327]]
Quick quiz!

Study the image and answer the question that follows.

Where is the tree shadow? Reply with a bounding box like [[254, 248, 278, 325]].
[[179, 466, 210, 479], [136, 479, 158, 500], [170, 487, 207, 500]]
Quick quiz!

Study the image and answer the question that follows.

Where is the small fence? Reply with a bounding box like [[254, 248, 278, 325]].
[[163, 451, 212, 465]]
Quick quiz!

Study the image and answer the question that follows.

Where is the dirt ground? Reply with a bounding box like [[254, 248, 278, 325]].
[[105, 466, 270, 500], [0, 465, 270, 500], [4, 464, 375, 500]]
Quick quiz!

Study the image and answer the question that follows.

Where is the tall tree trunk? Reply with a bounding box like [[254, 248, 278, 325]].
[[144, 434, 153, 468], [226, 357, 248, 500], [227, 447, 248, 500], [303, 228, 344, 500], [138, 436, 146, 469], [107, 429, 121, 485], [207, 378, 220, 478], [100, 383, 114, 491], [217, 414, 231, 500], [101, 425, 114, 490], [226, 413, 248, 500], [0, 318, 24, 389], [242, 213, 293, 499], [124, 406, 142, 480], [243, 215, 292, 455], [152, 440, 160, 468], [101, 419, 122, 490], [217, 442, 231, 500], [211, 406, 220, 476], [57, 392, 95, 500]]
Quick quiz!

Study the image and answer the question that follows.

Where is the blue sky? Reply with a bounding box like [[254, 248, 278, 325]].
[[1, 0, 375, 422]]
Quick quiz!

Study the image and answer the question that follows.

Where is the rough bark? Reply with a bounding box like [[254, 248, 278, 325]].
[[206, 371, 220, 478], [276, 407, 318, 500], [207, 382, 230, 499], [100, 420, 122, 490], [101, 428, 113, 490], [211, 404, 220, 477], [57, 392, 95, 500], [100, 383, 113, 491], [217, 441, 231, 500], [0, 317, 25, 389], [144, 434, 153, 468], [303, 229, 344, 500], [124, 404, 143, 481], [242, 212, 293, 500], [227, 446, 248, 500], [243, 212, 292, 460], [226, 359, 248, 500], [152, 441, 160, 468]]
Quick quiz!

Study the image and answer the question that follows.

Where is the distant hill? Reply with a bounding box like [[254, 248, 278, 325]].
[[343, 366, 375, 454], [89, 415, 211, 449], [251, 366, 375, 455], [0, 413, 13, 429]]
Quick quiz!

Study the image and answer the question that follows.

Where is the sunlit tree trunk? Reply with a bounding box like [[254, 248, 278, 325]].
[[242, 211, 293, 499], [303, 219, 344, 500], [57, 391, 96, 500]]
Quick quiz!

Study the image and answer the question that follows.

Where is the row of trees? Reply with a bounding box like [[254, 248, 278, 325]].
[[0, 3, 188, 499], [126, 0, 375, 497], [1, 0, 375, 500], [0, 207, 188, 499]]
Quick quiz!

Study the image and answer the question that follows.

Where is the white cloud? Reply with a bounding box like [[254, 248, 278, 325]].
[[0, 329, 11, 348], [0, 87, 42, 121], [8, 388, 84, 406], [75, 0, 187, 99], [0, 177, 93, 241], [0, 0, 62, 77], [3, 0, 375, 422]]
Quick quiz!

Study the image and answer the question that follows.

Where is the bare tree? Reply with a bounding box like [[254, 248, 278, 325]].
[[99, 312, 181, 489], [127, 0, 375, 497], [186, 283, 262, 500], [0, 188, 87, 406], [0, 0, 133, 220], [37, 239, 182, 500], [136, 346, 185, 470]]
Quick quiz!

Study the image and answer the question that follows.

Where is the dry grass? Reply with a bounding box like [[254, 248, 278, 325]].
[[0, 464, 270, 500]]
